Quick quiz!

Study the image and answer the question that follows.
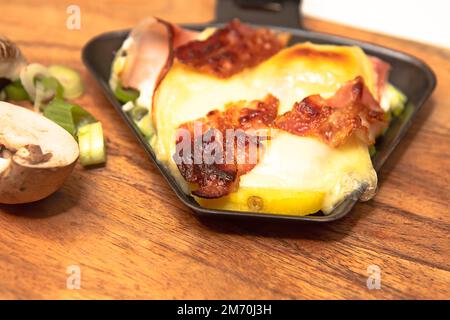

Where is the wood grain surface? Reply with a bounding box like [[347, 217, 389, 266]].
[[0, 0, 449, 299]]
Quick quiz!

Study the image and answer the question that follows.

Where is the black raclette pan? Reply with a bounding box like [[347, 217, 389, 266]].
[[82, 0, 436, 222]]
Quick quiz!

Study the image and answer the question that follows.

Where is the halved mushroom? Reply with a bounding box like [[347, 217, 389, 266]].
[[0, 101, 79, 204], [0, 36, 27, 81]]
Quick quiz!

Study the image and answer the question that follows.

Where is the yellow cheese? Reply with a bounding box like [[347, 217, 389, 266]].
[[195, 188, 325, 216], [196, 132, 376, 215]]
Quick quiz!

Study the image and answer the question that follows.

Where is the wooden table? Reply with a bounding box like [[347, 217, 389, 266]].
[[0, 0, 449, 299]]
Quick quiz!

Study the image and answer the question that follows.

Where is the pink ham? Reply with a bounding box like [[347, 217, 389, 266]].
[[370, 56, 390, 101], [119, 17, 198, 101]]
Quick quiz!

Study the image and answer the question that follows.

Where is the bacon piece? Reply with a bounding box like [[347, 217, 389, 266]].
[[174, 95, 279, 198], [119, 18, 198, 98], [275, 76, 387, 147], [174, 19, 290, 78]]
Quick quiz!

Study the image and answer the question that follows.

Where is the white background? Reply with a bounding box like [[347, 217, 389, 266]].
[[302, 0, 450, 48]]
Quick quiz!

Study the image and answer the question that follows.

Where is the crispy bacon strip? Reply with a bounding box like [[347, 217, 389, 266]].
[[174, 95, 279, 198], [275, 76, 388, 147], [174, 19, 290, 78]]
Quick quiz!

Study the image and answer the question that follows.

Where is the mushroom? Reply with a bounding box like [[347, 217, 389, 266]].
[[0, 36, 27, 81], [0, 101, 79, 204]]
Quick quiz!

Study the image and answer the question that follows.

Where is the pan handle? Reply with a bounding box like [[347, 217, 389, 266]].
[[215, 0, 303, 29]]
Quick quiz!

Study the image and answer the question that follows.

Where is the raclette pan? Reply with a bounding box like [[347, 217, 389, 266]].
[[82, 0, 436, 222]]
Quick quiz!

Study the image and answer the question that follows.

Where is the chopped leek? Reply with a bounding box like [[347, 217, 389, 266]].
[[369, 145, 376, 157], [126, 105, 153, 138], [39, 76, 64, 100], [48, 65, 84, 99], [387, 84, 407, 117], [0, 90, 6, 101], [33, 81, 47, 112], [20, 63, 50, 100], [77, 122, 106, 166], [115, 83, 140, 103], [43, 99, 106, 167], [43, 98, 96, 136], [34, 77, 64, 111], [19, 64, 65, 109], [130, 106, 148, 121], [136, 113, 153, 138], [121, 101, 135, 112], [3, 80, 29, 101]]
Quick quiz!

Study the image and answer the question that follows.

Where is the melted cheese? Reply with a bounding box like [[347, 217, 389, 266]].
[[153, 42, 376, 161], [150, 42, 378, 215], [196, 132, 376, 215]]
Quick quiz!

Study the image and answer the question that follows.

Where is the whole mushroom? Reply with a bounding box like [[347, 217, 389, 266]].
[[0, 36, 27, 81], [0, 101, 79, 204]]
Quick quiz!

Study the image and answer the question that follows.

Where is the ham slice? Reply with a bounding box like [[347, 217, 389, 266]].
[[370, 56, 390, 101], [119, 17, 198, 101]]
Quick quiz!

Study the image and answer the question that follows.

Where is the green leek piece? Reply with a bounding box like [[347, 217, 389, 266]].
[[130, 105, 148, 121], [115, 83, 140, 103], [48, 65, 84, 99], [20, 63, 50, 101], [369, 145, 376, 157], [77, 122, 106, 166], [43, 99, 106, 167], [43, 98, 96, 137], [136, 113, 153, 138], [4, 80, 29, 101], [387, 84, 407, 117], [33, 76, 65, 111], [39, 76, 64, 100], [33, 81, 47, 112], [127, 105, 153, 138]]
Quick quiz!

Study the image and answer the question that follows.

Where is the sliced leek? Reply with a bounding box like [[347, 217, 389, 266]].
[[126, 104, 154, 138], [20, 63, 49, 100], [48, 65, 84, 99], [43, 99, 106, 167], [136, 113, 153, 138], [43, 98, 96, 136], [34, 76, 66, 111], [369, 145, 376, 157], [114, 83, 140, 102], [3, 80, 29, 101], [33, 81, 47, 112], [130, 105, 148, 121], [387, 84, 407, 117], [77, 122, 106, 166], [121, 101, 135, 112], [40, 76, 64, 100]]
